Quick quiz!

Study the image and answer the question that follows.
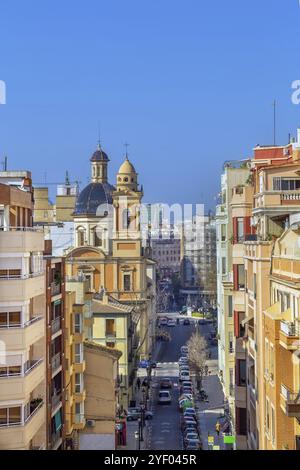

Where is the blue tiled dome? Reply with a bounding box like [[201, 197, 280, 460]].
[[73, 182, 115, 216]]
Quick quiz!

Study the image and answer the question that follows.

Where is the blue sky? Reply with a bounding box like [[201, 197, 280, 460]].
[[1, 0, 300, 210]]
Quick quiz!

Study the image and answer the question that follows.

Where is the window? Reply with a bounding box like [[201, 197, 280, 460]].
[[270, 344, 274, 381], [74, 313, 82, 334], [238, 265, 245, 290], [271, 406, 275, 445], [94, 229, 102, 247], [123, 274, 131, 291], [229, 331, 234, 353], [75, 373, 83, 394], [265, 338, 269, 376], [222, 257, 226, 275], [237, 218, 244, 242], [0, 311, 21, 328], [266, 398, 270, 434], [229, 368, 234, 396], [273, 177, 300, 191], [228, 296, 233, 317], [0, 406, 22, 426], [75, 343, 83, 363], [253, 273, 257, 299], [122, 209, 130, 229], [238, 360, 246, 386], [105, 319, 115, 336], [77, 229, 85, 246], [237, 408, 247, 436]]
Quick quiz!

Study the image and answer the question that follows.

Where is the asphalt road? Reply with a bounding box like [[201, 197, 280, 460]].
[[149, 316, 217, 450]]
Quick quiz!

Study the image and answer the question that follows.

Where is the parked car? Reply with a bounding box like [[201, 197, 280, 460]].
[[179, 370, 191, 381], [183, 411, 197, 421], [183, 427, 199, 438], [185, 439, 202, 450], [167, 319, 176, 327], [126, 408, 153, 421], [160, 378, 172, 389], [184, 432, 200, 444], [158, 390, 172, 404], [181, 346, 188, 355], [183, 318, 190, 325], [181, 417, 197, 430], [181, 380, 193, 389], [159, 318, 168, 326], [178, 356, 189, 364]]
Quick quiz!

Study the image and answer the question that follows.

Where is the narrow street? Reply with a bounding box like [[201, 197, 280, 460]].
[[148, 314, 223, 450]]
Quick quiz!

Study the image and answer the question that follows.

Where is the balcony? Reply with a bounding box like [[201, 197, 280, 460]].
[[235, 384, 247, 407], [0, 359, 45, 401], [51, 392, 62, 413], [51, 428, 63, 450], [51, 316, 62, 336], [280, 384, 300, 418], [73, 413, 85, 430], [51, 353, 62, 375], [0, 401, 45, 450], [0, 316, 44, 350], [0, 228, 44, 253], [235, 337, 245, 358], [0, 273, 44, 301], [73, 360, 86, 374], [280, 321, 299, 350], [105, 331, 117, 343], [51, 282, 61, 297]]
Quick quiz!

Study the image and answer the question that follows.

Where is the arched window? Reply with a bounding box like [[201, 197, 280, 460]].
[[122, 209, 130, 229], [77, 228, 85, 246], [124, 177, 128, 182], [94, 228, 102, 247]]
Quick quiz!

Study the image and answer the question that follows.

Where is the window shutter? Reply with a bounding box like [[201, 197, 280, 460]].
[[234, 310, 239, 337], [232, 217, 237, 244]]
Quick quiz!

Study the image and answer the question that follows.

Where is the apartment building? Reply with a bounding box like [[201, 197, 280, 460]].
[[230, 183, 254, 449], [79, 340, 122, 450], [45, 254, 65, 449], [0, 172, 46, 450], [64, 278, 93, 449], [216, 162, 250, 412], [241, 129, 300, 449]]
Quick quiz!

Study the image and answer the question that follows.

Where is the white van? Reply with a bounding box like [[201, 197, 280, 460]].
[[158, 390, 172, 404]]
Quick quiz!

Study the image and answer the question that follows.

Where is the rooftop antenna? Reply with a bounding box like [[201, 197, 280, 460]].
[[273, 100, 277, 146], [1, 156, 8, 171], [124, 142, 130, 159], [65, 170, 70, 185]]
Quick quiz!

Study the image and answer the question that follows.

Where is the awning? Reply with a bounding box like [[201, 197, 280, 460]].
[[241, 315, 254, 327], [54, 410, 62, 432]]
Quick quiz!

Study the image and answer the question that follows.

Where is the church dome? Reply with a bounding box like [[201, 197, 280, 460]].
[[118, 157, 137, 175], [90, 145, 109, 162], [73, 182, 115, 216]]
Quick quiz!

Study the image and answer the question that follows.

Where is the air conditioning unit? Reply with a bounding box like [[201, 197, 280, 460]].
[[86, 419, 95, 427]]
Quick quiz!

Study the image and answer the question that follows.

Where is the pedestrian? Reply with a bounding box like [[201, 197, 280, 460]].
[[136, 377, 141, 391], [215, 420, 221, 437]]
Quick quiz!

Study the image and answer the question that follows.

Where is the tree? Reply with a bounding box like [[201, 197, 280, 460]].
[[187, 331, 208, 391]]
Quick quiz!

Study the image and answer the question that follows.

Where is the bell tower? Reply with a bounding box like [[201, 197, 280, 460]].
[[90, 143, 109, 183]]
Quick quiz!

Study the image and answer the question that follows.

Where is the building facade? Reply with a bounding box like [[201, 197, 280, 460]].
[[0, 171, 47, 449]]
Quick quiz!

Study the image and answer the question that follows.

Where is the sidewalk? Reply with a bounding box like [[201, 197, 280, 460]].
[[121, 339, 162, 450], [194, 373, 226, 450]]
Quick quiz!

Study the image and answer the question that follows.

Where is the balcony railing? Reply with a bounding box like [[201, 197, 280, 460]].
[[280, 320, 298, 337], [281, 193, 300, 201], [0, 400, 44, 428], [24, 358, 43, 375], [0, 315, 43, 329], [51, 352, 61, 372], [51, 283, 61, 296], [51, 392, 62, 410], [51, 428, 62, 448], [105, 331, 116, 341], [0, 226, 43, 232], [0, 271, 44, 280], [51, 317, 62, 335]]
